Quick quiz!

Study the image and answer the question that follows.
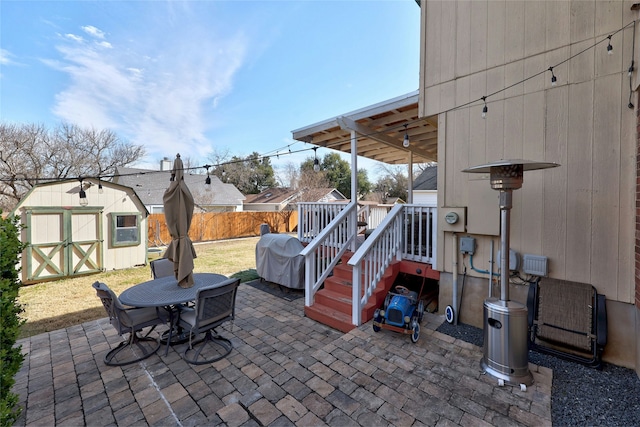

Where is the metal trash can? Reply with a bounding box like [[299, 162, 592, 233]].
[[480, 298, 533, 386]]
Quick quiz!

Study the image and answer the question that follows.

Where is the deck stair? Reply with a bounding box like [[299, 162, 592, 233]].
[[304, 251, 401, 333]]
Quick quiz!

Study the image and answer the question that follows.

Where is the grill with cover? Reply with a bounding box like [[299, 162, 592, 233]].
[[255, 234, 305, 289]]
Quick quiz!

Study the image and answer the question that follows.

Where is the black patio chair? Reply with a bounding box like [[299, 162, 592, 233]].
[[93, 281, 169, 366], [150, 258, 174, 279], [177, 277, 240, 365]]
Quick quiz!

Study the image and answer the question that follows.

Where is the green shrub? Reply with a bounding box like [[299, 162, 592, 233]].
[[0, 213, 25, 426]]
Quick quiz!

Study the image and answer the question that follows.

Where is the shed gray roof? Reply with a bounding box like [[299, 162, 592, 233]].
[[413, 166, 437, 191], [114, 167, 245, 207]]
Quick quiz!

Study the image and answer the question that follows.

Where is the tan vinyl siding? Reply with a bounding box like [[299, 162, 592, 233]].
[[422, 0, 636, 303]]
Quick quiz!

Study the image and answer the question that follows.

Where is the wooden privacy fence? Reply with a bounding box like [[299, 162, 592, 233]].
[[148, 211, 298, 247]]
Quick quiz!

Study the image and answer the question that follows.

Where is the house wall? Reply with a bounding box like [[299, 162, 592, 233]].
[[15, 181, 148, 281], [413, 190, 437, 206], [421, 1, 638, 369]]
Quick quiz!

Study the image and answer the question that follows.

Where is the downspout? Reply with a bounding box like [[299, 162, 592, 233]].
[[452, 232, 458, 325]]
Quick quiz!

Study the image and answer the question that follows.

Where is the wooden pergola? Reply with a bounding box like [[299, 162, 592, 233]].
[[291, 90, 437, 165], [291, 90, 438, 202]]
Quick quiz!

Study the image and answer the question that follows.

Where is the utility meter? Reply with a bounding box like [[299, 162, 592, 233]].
[[444, 212, 459, 224]]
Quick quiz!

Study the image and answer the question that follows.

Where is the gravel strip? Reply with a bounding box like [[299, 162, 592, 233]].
[[436, 322, 640, 426]]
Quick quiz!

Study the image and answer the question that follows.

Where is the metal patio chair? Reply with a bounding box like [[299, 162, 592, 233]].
[[177, 277, 240, 365], [93, 281, 168, 366], [150, 258, 174, 279]]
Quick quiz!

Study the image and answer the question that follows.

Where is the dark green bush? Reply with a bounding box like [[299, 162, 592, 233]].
[[0, 213, 25, 426]]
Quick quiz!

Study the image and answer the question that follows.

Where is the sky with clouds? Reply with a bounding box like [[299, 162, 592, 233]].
[[1, 0, 420, 182]]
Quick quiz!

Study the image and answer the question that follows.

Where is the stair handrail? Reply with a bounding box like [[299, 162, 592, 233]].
[[348, 204, 405, 326], [300, 202, 357, 307]]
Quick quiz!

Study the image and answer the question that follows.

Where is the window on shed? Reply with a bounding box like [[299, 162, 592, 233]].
[[111, 213, 141, 247]]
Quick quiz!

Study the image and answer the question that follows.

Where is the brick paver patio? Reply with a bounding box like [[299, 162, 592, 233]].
[[12, 282, 552, 426]]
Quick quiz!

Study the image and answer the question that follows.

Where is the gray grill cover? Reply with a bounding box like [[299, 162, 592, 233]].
[[255, 234, 305, 289]]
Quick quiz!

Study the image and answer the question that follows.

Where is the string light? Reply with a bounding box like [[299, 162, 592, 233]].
[[3, 21, 637, 188], [78, 178, 88, 206], [204, 165, 212, 191], [548, 66, 557, 86], [402, 124, 410, 148], [98, 178, 103, 194], [312, 147, 320, 172]]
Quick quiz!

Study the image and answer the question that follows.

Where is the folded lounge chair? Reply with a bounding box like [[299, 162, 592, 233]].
[[527, 278, 607, 369]]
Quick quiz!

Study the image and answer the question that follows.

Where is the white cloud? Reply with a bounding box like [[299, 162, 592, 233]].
[[64, 33, 84, 42], [81, 25, 105, 39], [0, 49, 15, 65], [48, 18, 248, 163]]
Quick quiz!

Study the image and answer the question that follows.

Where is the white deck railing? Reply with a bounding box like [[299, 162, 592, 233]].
[[299, 201, 437, 326], [348, 204, 437, 326], [348, 204, 404, 325], [299, 202, 358, 307], [298, 202, 349, 244], [401, 204, 438, 263]]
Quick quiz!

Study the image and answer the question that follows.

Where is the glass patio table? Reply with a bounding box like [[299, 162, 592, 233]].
[[119, 272, 229, 355]]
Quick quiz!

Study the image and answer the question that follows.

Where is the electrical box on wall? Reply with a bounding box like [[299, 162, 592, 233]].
[[459, 236, 475, 254], [523, 254, 548, 276], [497, 249, 519, 271], [440, 207, 466, 232]]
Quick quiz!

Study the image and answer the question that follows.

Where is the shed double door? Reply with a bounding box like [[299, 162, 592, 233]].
[[25, 208, 103, 283]]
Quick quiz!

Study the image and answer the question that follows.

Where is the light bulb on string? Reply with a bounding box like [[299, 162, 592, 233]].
[[312, 147, 320, 172], [78, 178, 88, 206], [204, 165, 212, 191], [402, 124, 410, 148], [481, 97, 488, 119], [98, 179, 103, 194], [549, 66, 557, 86], [607, 35, 613, 55]]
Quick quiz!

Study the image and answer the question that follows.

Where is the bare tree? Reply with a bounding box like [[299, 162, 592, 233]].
[[374, 164, 409, 201], [0, 122, 145, 211], [278, 161, 299, 189], [295, 169, 331, 199]]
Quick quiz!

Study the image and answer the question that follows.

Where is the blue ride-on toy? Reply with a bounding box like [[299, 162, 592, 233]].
[[372, 285, 425, 343]]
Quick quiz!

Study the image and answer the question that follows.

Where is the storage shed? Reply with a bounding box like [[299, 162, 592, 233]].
[[12, 178, 148, 284]]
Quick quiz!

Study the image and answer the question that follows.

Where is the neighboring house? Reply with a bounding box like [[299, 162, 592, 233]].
[[243, 188, 301, 212], [298, 187, 347, 203], [360, 192, 405, 205], [11, 178, 148, 284], [243, 187, 346, 211], [113, 163, 245, 213], [412, 166, 437, 206]]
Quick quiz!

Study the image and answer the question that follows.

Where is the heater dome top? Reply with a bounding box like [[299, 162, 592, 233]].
[[462, 159, 560, 174]]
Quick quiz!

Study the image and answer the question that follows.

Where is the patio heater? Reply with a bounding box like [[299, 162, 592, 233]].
[[462, 159, 559, 387]]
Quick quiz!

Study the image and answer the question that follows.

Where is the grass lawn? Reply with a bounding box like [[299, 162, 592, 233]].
[[18, 237, 262, 339]]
